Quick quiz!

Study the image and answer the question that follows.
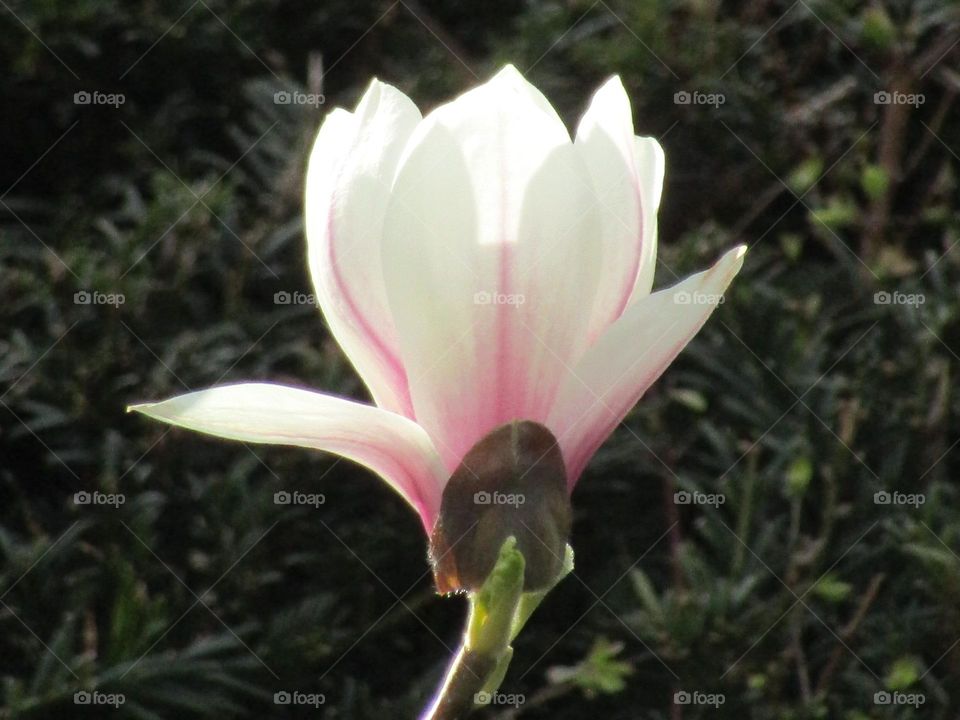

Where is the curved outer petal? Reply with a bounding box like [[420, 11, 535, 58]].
[[547, 246, 746, 486], [575, 78, 666, 339], [129, 383, 447, 530], [381, 66, 602, 472], [629, 135, 665, 301], [305, 80, 422, 418], [575, 77, 643, 339]]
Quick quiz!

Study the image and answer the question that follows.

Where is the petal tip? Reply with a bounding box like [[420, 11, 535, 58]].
[[598, 74, 626, 95], [356, 78, 384, 114], [717, 244, 747, 283], [489, 64, 538, 96], [128, 401, 164, 419], [494, 63, 523, 80], [578, 74, 633, 138]]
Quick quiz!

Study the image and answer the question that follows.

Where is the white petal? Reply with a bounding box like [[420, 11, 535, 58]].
[[575, 78, 666, 337], [485, 64, 562, 121], [381, 68, 602, 471], [305, 80, 422, 417], [575, 77, 643, 339], [629, 135, 665, 301], [129, 383, 447, 530], [547, 246, 746, 485]]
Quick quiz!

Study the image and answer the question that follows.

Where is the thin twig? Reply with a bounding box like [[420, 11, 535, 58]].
[[814, 573, 886, 697]]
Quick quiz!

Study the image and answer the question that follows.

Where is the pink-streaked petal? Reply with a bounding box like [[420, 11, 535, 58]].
[[547, 246, 746, 486], [305, 80, 422, 417], [129, 383, 447, 530], [382, 67, 602, 472]]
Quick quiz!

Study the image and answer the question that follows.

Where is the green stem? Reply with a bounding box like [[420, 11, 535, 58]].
[[422, 646, 501, 720], [420, 540, 573, 720]]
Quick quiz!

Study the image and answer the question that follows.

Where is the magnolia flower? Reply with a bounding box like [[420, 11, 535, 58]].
[[131, 66, 744, 547]]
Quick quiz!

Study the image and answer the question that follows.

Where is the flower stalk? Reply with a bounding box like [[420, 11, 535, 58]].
[[421, 538, 574, 720]]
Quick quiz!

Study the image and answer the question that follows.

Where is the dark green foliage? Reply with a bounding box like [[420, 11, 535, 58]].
[[2, 0, 959, 717]]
